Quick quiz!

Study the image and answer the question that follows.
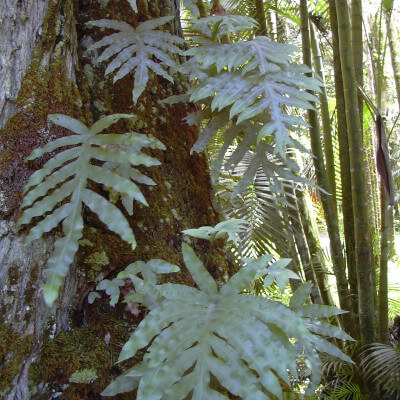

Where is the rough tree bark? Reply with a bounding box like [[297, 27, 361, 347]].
[[0, 0, 230, 398]]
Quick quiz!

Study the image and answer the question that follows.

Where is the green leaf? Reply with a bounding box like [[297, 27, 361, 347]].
[[97, 278, 125, 306], [88, 291, 101, 304], [26, 135, 87, 161], [127, 0, 138, 13], [88, 17, 183, 103], [182, 243, 218, 295], [182, 219, 248, 245], [19, 114, 163, 306], [118, 259, 179, 285], [43, 203, 83, 306], [82, 189, 136, 249], [289, 282, 313, 310], [107, 242, 350, 399], [263, 258, 298, 291], [48, 114, 89, 134], [89, 113, 133, 134]]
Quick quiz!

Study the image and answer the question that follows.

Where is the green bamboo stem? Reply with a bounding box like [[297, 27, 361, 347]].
[[310, 23, 337, 207], [328, 0, 358, 320], [296, 189, 335, 308], [352, 0, 364, 127], [385, 8, 398, 259], [300, 0, 356, 337], [379, 181, 389, 343], [386, 8, 400, 109], [335, 0, 376, 347], [285, 186, 323, 304]]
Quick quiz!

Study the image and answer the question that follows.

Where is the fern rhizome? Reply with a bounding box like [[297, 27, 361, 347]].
[[18, 114, 165, 306], [16, 5, 355, 399]]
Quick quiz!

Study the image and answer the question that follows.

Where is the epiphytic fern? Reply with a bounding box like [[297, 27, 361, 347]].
[[17, 114, 165, 306], [89, 259, 180, 308], [182, 218, 248, 245], [167, 15, 321, 198], [87, 16, 184, 103], [102, 240, 352, 399]]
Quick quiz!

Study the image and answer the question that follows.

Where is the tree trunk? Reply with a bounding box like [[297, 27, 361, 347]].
[[254, 0, 267, 36], [0, 1, 228, 398]]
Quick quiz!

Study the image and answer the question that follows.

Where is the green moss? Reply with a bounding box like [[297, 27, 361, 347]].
[[0, 324, 35, 394], [85, 251, 110, 271], [29, 317, 130, 399], [69, 368, 98, 384]]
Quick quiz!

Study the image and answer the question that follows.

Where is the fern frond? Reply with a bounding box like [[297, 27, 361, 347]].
[[189, 70, 317, 156], [173, 29, 322, 199], [104, 243, 352, 399], [118, 259, 180, 285], [88, 16, 184, 103], [189, 15, 258, 39], [18, 114, 164, 306], [362, 343, 400, 397], [182, 218, 248, 245]]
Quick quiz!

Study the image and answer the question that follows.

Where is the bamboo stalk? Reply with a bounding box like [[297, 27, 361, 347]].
[[328, 0, 359, 321], [335, 0, 376, 347], [310, 23, 337, 207], [300, 0, 357, 337]]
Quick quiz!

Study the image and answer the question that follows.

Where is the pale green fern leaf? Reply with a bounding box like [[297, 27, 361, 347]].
[[181, 0, 200, 18], [289, 281, 313, 310], [189, 71, 317, 157], [262, 258, 298, 291], [127, 0, 138, 13], [91, 259, 178, 308], [97, 278, 125, 307], [118, 259, 179, 285], [81, 189, 137, 245], [88, 291, 101, 304], [18, 114, 163, 306], [102, 133, 164, 214], [182, 218, 248, 245], [106, 243, 351, 399], [88, 16, 184, 103], [169, 25, 322, 197], [189, 15, 258, 39], [103, 162, 156, 215], [43, 202, 84, 306]]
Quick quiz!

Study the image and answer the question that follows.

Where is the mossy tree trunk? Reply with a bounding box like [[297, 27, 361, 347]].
[[0, 0, 229, 398]]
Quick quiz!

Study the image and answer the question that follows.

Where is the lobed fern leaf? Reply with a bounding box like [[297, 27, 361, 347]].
[[87, 16, 184, 103], [182, 218, 248, 245], [167, 17, 322, 198], [18, 114, 165, 306], [103, 241, 352, 399], [188, 14, 258, 39], [127, 0, 137, 13]]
